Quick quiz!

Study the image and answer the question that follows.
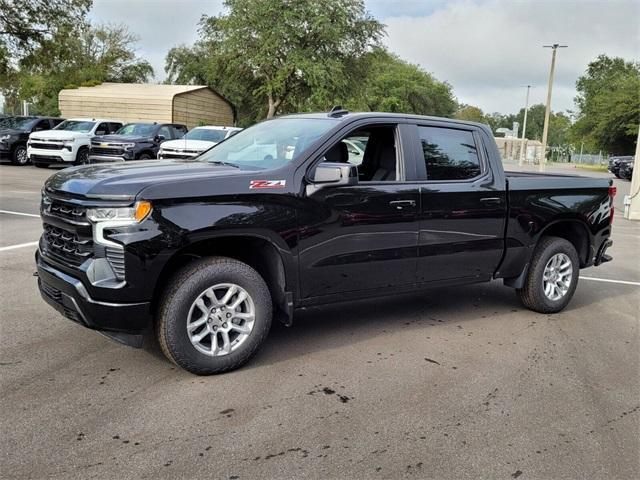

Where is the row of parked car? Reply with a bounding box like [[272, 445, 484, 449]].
[[0, 115, 241, 168], [608, 155, 635, 181]]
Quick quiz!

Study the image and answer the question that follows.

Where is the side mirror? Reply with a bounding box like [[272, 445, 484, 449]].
[[156, 135, 166, 142], [95, 130, 106, 136], [307, 162, 358, 195]]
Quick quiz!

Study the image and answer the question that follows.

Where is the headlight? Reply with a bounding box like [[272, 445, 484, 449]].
[[87, 201, 152, 223], [0, 134, 11, 141], [123, 143, 136, 150]]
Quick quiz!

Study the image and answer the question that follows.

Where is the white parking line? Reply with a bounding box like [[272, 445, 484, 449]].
[[581, 276, 640, 287], [0, 241, 39, 252], [0, 210, 40, 218]]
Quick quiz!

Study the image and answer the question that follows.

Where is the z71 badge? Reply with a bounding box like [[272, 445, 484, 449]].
[[249, 180, 286, 189]]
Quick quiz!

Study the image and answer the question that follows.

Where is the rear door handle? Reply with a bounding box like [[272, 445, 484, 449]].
[[479, 197, 502, 205], [389, 200, 416, 210]]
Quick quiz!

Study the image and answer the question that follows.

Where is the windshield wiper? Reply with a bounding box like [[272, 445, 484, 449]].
[[208, 160, 241, 168]]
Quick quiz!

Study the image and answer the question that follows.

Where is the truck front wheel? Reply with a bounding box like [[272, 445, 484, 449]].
[[517, 236, 580, 313], [157, 257, 273, 375]]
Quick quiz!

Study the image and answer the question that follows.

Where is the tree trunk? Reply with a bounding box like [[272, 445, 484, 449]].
[[267, 95, 281, 119]]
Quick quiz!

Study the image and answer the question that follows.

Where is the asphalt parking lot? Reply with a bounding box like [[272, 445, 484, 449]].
[[1, 162, 638, 480]]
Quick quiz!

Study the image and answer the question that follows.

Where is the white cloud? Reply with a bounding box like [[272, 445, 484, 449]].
[[382, 0, 640, 114]]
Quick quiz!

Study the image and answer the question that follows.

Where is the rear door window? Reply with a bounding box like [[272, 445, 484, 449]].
[[158, 125, 173, 140], [172, 125, 187, 138], [417, 126, 482, 181]]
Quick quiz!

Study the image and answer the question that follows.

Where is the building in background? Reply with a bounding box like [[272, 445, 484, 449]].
[[58, 83, 235, 129]]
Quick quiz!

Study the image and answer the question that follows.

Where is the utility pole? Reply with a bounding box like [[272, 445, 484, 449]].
[[518, 85, 531, 166], [540, 44, 567, 171], [624, 124, 640, 220]]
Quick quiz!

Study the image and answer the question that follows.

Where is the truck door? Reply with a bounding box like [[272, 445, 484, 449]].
[[297, 123, 420, 299], [412, 123, 506, 283]]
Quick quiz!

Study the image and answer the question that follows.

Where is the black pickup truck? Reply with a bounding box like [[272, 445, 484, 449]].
[[36, 111, 615, 374]]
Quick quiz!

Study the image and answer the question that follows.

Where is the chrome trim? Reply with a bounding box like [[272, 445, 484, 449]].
[[88, 155, 125, 163]]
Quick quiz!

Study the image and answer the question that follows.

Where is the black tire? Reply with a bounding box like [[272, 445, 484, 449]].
[[74, 147, 89, 166], [516, 236, 580, 314], [157, 257, 272, 375], [138, 153, 152, 160], [11, 145, 29, 165], [34, 162, 49, 169]]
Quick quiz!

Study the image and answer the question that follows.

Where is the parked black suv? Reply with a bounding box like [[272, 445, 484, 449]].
[[37, 111, 614, 375], [0, 116, 64, 165], [619, 159, 634, 180], [608, 155, 634, 178], [89, 122, 187, 163]]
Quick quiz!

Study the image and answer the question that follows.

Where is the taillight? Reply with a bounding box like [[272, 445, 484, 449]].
[[609, 185, 617, 224]]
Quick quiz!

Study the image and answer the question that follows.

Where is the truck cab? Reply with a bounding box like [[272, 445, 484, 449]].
[[28, 118, 122, 168]]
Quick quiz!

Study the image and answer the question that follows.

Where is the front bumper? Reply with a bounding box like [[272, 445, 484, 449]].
[[36, 252, 152, 346], [28, 147, 75, 163]]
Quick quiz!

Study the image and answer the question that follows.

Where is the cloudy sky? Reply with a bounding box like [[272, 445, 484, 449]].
[[89, 0, 639, 115]]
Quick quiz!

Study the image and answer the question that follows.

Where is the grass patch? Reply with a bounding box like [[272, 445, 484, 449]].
[[572, 163, 609, 172]]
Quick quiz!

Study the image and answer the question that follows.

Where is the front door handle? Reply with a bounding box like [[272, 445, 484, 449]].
[[479, 197, 502, 205], [389, 200, 416, 210]]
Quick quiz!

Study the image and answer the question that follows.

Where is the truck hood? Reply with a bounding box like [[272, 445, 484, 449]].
[[92, 134, 152, 143], [160, 139, 216, 151], [45, 160, 242, 200], [30, 129, 91, 141], [1, 128, 28, 136]]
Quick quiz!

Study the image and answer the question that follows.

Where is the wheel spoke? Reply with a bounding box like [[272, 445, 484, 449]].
[[233, 312, 254, 321], [229, 291, 248, 310], [187, 316, 207, 332], [194, 298, 208, 314], [191, 328, 211, 344], [220, 330, 231, 353], [204, 288, 220, 305], [230, 322, 251, 334], [211, 332, 219, 355], [220, 285, 238, 306]]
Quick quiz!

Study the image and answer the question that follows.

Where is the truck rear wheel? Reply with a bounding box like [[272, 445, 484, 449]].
[[517, 236, 579, 313], [157, 257, 272, 375]]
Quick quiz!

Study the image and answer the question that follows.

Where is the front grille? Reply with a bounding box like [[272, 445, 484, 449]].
[[47, 199, 87, 223], [91, 147, 124, 156], [42, 224, 93, 266], [106, 246, 126, 280], [30, 142, 64, 150], [160, 152, 193, 159]]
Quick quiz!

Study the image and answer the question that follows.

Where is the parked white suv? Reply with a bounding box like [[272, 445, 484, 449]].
[[157, 125, 242, 159], [28, 118, 122, 168]]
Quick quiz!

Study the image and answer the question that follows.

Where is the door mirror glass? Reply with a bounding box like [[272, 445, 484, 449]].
[[156, 135, 166, 142]]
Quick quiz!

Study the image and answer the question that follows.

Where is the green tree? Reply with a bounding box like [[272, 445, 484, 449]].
[[168, 0, 383, 120], [0, 0, 92, 56], [5, 22, 153, 115], [340, 49, 455, 117], [454, 104, 486, 123], [571, 55, 640, 154]]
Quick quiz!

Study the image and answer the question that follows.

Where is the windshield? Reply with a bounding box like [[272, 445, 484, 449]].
[[1, 116, 37, 130], [54, 120, 96, 133], [196, 118, 336, 170], [185, 128, 229, 143], [115, 123, 156, 136]]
